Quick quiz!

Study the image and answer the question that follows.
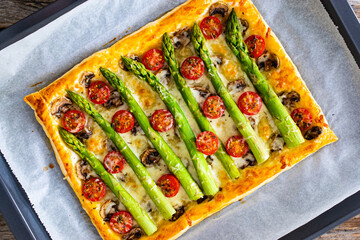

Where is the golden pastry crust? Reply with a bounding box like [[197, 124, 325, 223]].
[[24, 0, 337, 239]]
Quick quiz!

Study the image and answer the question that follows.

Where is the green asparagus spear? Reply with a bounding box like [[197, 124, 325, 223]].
[[225, 9, 304, 148], [99, 68, 204, 201], [162, 33, 240, 179], [120, 58, 218, 196], [59, 128, 157, 235], [65, 90, 175, 220], [191, 23, 269, 164]]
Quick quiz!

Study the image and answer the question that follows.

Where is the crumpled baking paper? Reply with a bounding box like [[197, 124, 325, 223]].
[[0, 0, 359, 239]]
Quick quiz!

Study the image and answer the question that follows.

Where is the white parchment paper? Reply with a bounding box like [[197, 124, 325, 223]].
[[0, 0, 359, 239]]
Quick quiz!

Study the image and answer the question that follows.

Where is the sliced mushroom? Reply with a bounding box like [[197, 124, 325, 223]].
[[145, 200, 153, 213], [141, 148, 161, 166], [256, 52, 280, 71], [192, 86, 212, 98], [239, 18, 249, 36], [81, 72, 95, 88], [103, 90, 123, 108], [209, 2, 229, 18], [103, 138, 117, 152], [182, 158, 190, 169], [278, 91, 300, 109], [192, 87, 214, 108], [117, 172, 128, 182], [270, 133, 285, 152], [75, 160, 93, 180], [171, 28, 191, 49], [206, 155, 214, 166], [247, 116, 256, 129], [76, 127, 93, 141], [212, 55, 223, 67], [240, 152, 256, 169], [50, 97, 72, 118], [304, 126, 322, 140], [155, 68, 171, 86], [122, 227, 143, 240], [99, 200, 118, 221], [227, 79, 246, 93], [120, 54, 140, 71], [169, 206, 185, 222], [174, 127, 181, 139], [196, 195, 208, 204], [131, 121, 144, 136]]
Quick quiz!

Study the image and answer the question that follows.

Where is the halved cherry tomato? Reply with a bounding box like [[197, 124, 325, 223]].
[[62, 110, 86, 133], [226, 135, 248, 158], [103, 151, 125, 174], [110, 211, 133, 234], [88, 81, 111, 104], [112, 110, 135, 133], [203, 95, 225, 119], [180, 56, 205, 80], [291, 108, 312, 132], [157, 174, 180, 198], [245, 35, 266, 58], [82, 178, 106, 202], [238, 91, 263, 115], [151, 109, 174, 132], [196, 131, 219, 155], [200, 16, 223, 40], [142, 49, 165, 71]]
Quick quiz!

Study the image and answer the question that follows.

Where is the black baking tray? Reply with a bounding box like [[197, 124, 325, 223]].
[[0, 0, 359, 239]]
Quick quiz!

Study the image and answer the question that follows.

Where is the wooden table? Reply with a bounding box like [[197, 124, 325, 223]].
[[0, 1, 359, 239]]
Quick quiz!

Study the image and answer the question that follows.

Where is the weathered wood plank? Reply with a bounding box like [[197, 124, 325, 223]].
[[0, 212, 15, 240], [349, 0, 360, 19], [317, 215, 360, 240], [0, 0, 55, 28]]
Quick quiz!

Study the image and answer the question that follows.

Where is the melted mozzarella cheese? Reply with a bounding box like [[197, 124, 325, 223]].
[[173, 34, 282, 181], [66, 27, 283, 226]]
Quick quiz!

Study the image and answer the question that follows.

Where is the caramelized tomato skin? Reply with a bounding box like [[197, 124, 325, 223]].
[[200, 16, 223, 40], [196, 131, 219, 155], [112, 110, 135, 133], [291, 108, 313, 132], [88, 81, 111, 104], [103, 151, 125, 174], [203, 95, 225, 119], [62, 110, 86, 133], [226, 135, 248, 158], [245, 35, 266, 58], [157, 174, 180, 198], [180, 56, 205, 80], [142, 49, 165, 71], [151, 109, 174, 132], [237, 91, 263, 115], [82, 178, 106, 202], [110, 211, 133, 234]]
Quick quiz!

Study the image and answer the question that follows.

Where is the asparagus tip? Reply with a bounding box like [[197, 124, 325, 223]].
[[58, 126, 65, 136], [65, 89, 72, 96], [163, 32, 170, 40], [121, 56, 132, 68], [99, 66, 106, 73], [58, 127, 71, 145]]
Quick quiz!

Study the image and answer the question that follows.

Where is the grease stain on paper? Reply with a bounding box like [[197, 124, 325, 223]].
[[30, 81, 43, 88], [102, 37, 117, 47]]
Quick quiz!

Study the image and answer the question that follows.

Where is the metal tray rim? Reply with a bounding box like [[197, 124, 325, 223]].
[[0, 0, 359, 239]]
